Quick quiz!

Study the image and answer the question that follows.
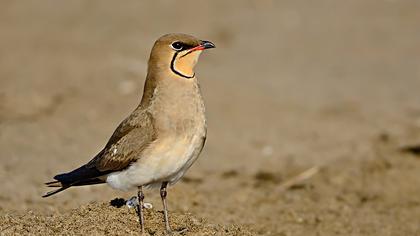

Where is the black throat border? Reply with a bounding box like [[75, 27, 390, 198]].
[[170, 52, 195, 79]]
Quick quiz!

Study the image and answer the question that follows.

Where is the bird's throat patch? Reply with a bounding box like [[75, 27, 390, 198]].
[[170, 51, 201, 79]]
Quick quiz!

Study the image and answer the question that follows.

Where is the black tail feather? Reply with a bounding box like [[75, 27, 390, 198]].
[[72, 178, 106, 186], [42, 185, 71, 198], [45, 180, 62, 187], [53, 165, 109, 185], [43, 165, 110, 198]]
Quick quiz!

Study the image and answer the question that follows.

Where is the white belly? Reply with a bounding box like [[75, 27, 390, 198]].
[[106, 132, 205, 191]]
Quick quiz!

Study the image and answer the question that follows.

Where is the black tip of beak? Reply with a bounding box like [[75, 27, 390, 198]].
[[201, 40, 215, 49]]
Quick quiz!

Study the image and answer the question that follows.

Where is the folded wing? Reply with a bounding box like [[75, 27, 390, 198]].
[[43, 109, 156, 197]]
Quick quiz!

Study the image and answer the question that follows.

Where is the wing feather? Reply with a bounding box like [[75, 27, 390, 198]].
[[87, 109, 156, 171]]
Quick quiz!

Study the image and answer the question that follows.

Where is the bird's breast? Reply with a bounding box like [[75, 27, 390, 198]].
[[149, 81, 206, 136]]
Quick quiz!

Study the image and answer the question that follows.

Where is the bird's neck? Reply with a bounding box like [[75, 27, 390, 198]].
[[141, 72, 204, 110], [140, 73, 205, 134], [141, 70, 200, 104]]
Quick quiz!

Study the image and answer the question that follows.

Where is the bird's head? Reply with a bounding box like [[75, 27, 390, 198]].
[[148, 33, 215, 79]]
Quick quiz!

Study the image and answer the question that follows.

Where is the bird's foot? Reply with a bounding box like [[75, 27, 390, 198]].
[[126, 196, 153, 209]]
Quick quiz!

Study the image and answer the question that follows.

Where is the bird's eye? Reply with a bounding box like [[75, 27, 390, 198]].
[[171, 42, 183, 51]]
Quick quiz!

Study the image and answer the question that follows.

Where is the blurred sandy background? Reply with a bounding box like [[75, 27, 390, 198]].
[[1, 1, 420, 235]]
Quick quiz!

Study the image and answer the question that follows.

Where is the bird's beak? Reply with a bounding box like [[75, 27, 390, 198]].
[[200, 40, 216, 50], [180, 40, 215, 58], [188, 40, 216, 53]]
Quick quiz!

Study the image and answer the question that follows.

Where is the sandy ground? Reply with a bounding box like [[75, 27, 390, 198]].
[[1, 1, 420, 235]]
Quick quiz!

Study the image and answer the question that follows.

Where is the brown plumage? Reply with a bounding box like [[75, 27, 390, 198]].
[[43, 33, 215, 233]]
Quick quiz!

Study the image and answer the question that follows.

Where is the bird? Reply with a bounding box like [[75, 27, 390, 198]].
[[43, 33, 215, 234]]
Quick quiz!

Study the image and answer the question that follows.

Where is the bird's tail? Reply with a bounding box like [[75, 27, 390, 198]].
[[43, 165, 109, 198], [43, 181, 71, 198]]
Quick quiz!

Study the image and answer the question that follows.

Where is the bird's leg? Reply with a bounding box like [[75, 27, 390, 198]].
[[137, 186, 145, 233], [160, 182, 172, 233]]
